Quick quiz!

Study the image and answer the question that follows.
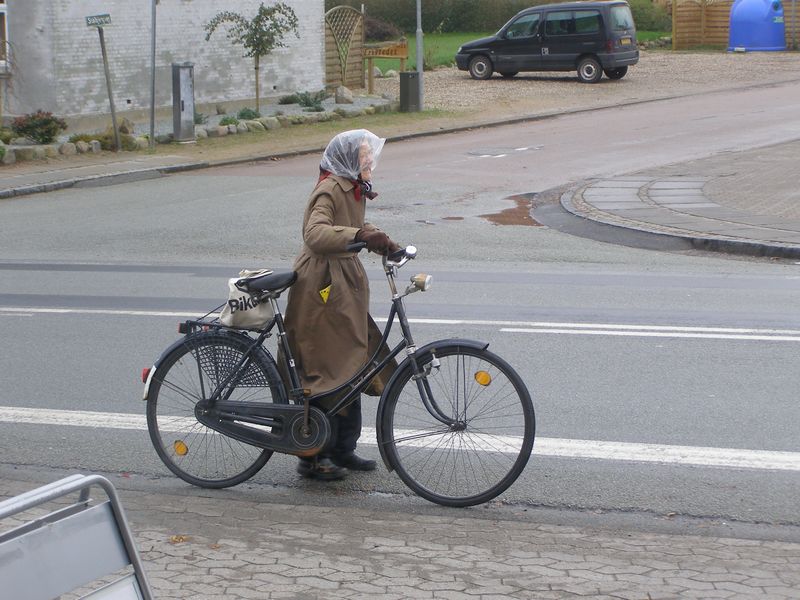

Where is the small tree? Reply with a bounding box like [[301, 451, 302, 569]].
[[205, 2, 299, 113]]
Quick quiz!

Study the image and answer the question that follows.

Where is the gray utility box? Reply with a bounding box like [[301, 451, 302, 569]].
[[172, 62, 195, 142], [399, 71, 420, 112]]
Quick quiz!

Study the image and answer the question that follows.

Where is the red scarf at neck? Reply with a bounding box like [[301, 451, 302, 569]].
[[317, 169, 376, 201]]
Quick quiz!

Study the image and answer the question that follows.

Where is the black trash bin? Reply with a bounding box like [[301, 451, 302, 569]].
[[399, 71, 420, 112]]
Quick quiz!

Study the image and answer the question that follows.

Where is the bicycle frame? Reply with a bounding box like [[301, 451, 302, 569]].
[[181, 249, 457, 435]]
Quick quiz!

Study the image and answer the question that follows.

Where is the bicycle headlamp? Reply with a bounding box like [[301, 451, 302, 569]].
[[411, 273, 432, 292]]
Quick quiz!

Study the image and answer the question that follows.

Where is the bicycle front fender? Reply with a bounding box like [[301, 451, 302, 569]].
[[374, 338, 490, 472]]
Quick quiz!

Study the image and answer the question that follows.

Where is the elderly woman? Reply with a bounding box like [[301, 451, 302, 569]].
[[283, 129, 399, 481]]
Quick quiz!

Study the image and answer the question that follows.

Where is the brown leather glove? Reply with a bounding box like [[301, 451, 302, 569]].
[[355, 229, 397, 255]]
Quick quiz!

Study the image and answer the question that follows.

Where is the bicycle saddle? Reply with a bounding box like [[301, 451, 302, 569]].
[[236, 270, 297, 295]]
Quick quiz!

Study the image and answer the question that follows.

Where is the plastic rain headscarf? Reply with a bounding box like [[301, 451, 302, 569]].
[[319, 129, 385, 181]]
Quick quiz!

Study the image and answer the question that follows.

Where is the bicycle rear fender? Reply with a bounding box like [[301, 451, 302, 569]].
[[142, 330, 275, 401], [374, 338, 489, 472]]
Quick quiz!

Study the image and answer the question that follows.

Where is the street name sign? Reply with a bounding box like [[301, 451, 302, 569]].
[[86, 14, 112, 27]]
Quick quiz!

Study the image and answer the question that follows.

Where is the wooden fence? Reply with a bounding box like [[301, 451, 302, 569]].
[[673, 0, 800, 49], [325, 6, 365, 90]]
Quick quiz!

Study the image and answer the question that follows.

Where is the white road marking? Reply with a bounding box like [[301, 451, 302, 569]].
[[1, 406, 798, 472], [2, 307, 799, 341], [501, 328, 800, 342]]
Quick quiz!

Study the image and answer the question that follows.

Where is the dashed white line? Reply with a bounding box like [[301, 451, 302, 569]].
[[2, 308, 799, 341]]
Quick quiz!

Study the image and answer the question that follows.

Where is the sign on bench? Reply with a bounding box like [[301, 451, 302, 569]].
[[364, 39, 408, 93]]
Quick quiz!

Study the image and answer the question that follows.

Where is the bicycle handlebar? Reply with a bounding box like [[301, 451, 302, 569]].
[[345, 242, 410, 265], [345, 241, 367, 252]]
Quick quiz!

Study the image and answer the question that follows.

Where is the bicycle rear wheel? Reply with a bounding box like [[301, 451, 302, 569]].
[[380, 344, 535, 507], [146, 331, 287, 488]]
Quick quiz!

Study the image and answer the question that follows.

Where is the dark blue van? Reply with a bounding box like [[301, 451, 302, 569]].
[[455, 1, 638, 83]]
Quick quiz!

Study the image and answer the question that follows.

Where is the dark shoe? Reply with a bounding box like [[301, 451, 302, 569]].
[[332, 452, 377, 471], [297, 457, 348, 481]]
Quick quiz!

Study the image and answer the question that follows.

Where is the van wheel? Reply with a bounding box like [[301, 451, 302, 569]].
[[469, 56, 494, 80], [577, 57, 602, 83], [604, 67, 628, 80], [500, 71, 518, 78]]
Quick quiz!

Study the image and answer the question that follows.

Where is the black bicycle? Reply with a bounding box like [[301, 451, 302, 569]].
[[143, 245, 535, 507]]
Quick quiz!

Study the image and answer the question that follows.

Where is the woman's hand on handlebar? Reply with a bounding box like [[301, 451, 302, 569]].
[[354, 229, 400, 255]]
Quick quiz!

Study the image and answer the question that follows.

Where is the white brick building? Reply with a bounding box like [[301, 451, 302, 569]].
[[1, 0, 324, 118]]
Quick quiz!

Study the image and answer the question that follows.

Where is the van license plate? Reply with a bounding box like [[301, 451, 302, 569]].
[[620, 37, 632, 46]]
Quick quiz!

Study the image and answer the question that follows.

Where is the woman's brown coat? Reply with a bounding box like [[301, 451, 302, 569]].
[[283, 174, 395, 406]]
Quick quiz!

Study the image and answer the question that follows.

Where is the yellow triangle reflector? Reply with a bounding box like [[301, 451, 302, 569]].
[[174, 440, 188, 456], [474, 371, 492, 386]]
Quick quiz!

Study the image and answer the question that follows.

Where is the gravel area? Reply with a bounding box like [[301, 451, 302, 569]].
[[373, 50, 800, 118]]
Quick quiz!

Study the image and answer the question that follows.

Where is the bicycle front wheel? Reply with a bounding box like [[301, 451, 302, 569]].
[[380, 344, 535, 507], [146, 331, 287, 488]]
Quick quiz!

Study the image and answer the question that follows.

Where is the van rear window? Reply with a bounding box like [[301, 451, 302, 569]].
[[610, 5, 635, 30]]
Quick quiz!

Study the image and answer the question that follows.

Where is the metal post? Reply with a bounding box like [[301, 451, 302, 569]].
[[149, 0, 157, 150], [98, 27, 121, 152], [415, 0, 424, 111]]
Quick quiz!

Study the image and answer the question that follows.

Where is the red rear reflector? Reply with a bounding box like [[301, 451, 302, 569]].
[[606, 40, 614, 51], [141, 368, 151, 383]]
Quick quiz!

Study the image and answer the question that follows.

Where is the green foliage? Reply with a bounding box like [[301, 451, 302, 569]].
[[12, 110, 68, 144], [0, 128, 12, 144], [205, 3, 299, 59], [194, 111, 209, 125], [0, 146, 5, 161], [328, 0, 671, 34], [237, 107, 262, 120], [365, 15, 403, 41], [278, 93, 300, 104], [627, 0, 671, 31], [205, 3, 299, 111], [219, 115, 240, 126], [296, 90, 328, 111], [68, 132, 138, 151]]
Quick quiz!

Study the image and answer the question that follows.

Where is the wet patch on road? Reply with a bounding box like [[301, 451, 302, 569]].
[[480, 193, 542, 226]]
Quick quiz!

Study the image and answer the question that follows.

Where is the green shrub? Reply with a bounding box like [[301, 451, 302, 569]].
[[0, 128, 12, 144], [194, 111, 208, 125], [278, 93, 300, 104], [219, 115, 239, 126], [12, 110, 68, 144], [365, 15, 403, 41], [627, 0, 671, 31], [0, 146, 5, 161], [326, 0, 671, 33], [296, 90, 328, 111], [237, 107, 261, 120], [68, 131, 138, 151]]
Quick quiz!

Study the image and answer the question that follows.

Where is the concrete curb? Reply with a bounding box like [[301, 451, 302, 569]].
[[560, 188, 800, 260]]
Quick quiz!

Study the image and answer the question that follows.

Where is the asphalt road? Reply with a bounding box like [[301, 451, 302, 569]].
[[1, 81, 800, 536]]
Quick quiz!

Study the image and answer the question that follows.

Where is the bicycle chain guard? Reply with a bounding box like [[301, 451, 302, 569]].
[[195, 402, 331, 458]]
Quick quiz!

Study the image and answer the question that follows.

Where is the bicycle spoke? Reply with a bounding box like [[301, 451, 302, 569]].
[[147, 333, 286, 488], [382, 346, 534, 507]]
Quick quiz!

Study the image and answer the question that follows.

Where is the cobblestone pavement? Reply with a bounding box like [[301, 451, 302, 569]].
[[2, 475, 800, 600]]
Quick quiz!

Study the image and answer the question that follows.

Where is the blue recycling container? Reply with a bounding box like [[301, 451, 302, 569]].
[[728, 0, 786, 51]]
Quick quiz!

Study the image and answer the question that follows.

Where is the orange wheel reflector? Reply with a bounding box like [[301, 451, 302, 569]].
[[174, 440, 188, 456], [474, 371, 492, 386]]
